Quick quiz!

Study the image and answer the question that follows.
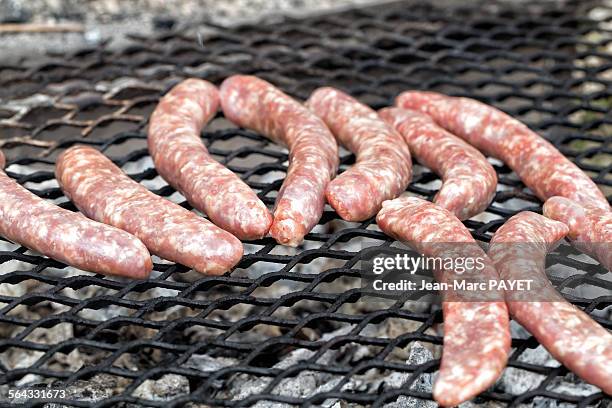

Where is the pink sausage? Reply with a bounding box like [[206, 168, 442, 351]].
[[56, 146, 243, 275], [306, 88, 412, 221], [220, 75, 339, 246], [148, 78, 272, 240], [396, 91, 610, 211], [0, 150, 152, 278], [379, 107, 497, 220], [543, 196, 611, 271], [376, 196, 510, 407], [488, 211, 612, 393]]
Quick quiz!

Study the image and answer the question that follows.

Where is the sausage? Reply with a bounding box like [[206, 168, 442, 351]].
[[376, 196, 510, 407], [56, 145, 243, 275], [488, 211, 612, 393], [379, 107, 496, 220], [0, 151, 152, 278], [396, 91, 610, 211], [148, 79, 272, 240], [305, 88, 412, 221], [219, 75, 339, 246], [0, 149, 5, 169], [543, 196, 611, 271]]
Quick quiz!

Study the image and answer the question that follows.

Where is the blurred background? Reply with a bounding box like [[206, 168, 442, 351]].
[[0, 0, 392, 62]]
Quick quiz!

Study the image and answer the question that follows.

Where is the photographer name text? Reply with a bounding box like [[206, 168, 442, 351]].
[[372, 279, 533, 291]]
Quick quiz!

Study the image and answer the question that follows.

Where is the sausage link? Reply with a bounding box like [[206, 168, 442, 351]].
[[488, 211, 612, 393], [220, 75, 339, 246], [0, 153, 152, 278], [543, 196, 611, 271], [306, 88, 412, 221], [379, 107, 496, 220], [376, 197, 510, 407], [396, 91, 610, 211], [56, 146, 243, 275], [148, 79, 272, 240]]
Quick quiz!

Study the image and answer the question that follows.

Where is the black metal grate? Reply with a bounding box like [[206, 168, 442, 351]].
[[0, 0, 611, 407]]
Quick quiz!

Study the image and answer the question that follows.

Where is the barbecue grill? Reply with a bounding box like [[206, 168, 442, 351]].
[[0, 0, 611, 406]]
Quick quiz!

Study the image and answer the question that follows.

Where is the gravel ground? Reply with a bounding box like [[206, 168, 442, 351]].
[[0, 0, 390, 63]]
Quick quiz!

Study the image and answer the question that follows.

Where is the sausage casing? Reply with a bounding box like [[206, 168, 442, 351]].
[[488, 211, 612, 393], [307, 88, 412, 221], [376, 196, 510, 407], [148, 78, 272, 240], [220, 75, 339, 246], [396, 91, 610, 211], [0, 150, 152, 278], [379, 107, 496, 220], [543, 196, 611, 271], [56, 145, 243, 275]]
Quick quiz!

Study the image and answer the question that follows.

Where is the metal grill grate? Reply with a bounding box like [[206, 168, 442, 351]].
[[0, 0, 611, 406]]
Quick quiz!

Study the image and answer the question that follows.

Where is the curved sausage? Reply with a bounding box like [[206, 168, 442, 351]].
[[0, 151, 152, 278], [306, 88, 412, 221], [379, 107, 496, 220], [488, 211, 612, 393], [56, 146, 243, 275], [543, 196, 611, 271], [396, 91, 610, 211], [376, 196, 510, 407], [219, 75, 339, 246], [148, 78, 272, 240]]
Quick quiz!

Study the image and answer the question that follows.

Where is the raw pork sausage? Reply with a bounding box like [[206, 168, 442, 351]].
[[488, 211, 612, 393], [220, 75, 339, 246], [148, 78, 272, 240], [396, 91, 610, 211], [0, 150, 152, 278], [306, 88, 412, 221], [376, 196, 510, 407], [379, 107, 496, 220], [56, 146, 243, 275], [543, 196, 611, 271]]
